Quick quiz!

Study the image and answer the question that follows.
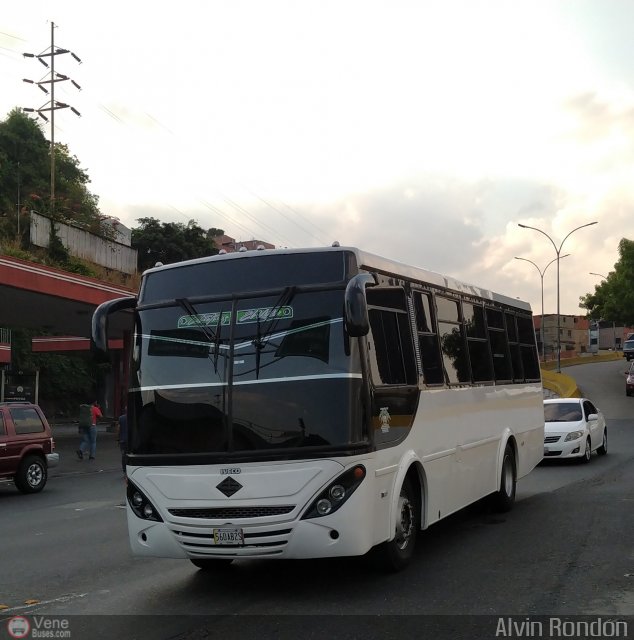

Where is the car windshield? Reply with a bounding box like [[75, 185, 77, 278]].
[[544, 402, 582, 422], [625, 340, 634, 350]]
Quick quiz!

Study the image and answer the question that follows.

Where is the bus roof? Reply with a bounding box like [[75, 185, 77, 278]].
[[143, 245, 532, 313]]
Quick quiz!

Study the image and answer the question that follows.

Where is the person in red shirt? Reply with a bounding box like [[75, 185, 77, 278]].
[[77, 400, 103, 461]]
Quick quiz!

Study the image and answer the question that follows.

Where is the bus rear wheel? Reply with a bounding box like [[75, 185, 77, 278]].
[[490, 444, 516, 512], [376, 477, 419, 572], [190, 558, 234, 571]]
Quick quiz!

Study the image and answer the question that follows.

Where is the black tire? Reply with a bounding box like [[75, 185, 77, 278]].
[[375, 476, 419, 572], [580, 437, 592, 464], [597, 429, 608, 456], [491, 444, 516, 512], [190, 558, 234, 571], [14, 455, 47, 494]]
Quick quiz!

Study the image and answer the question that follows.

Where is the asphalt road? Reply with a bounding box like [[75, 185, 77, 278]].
[[1, 359, 633, 640]]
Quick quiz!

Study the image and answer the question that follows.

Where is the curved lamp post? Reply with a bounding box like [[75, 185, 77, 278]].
[[515, 254, 570, 361], [518, 221, 598, 373], [589, 272, 617, 351]]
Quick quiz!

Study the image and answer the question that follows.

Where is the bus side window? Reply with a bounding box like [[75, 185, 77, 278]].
[[413, 291, 444, 385], [463, 302, 493, 383], [486, 308, 512, 382], [517, 315, 540, 380], [437, 295, 470, 384], [505, 312, 524, 381], [367, 288, 417, 386]]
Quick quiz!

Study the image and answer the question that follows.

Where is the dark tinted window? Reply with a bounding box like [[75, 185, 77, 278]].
[[413, 292, 443, 384], [487, 309, 512, 381], [142, 252, 349, 301], [463, 303, 487, 339], [10, 407, 45, 434], [490, 329, 512, 381], [367, 288, 417, 386], [413, 292, 434, 333], [436, 296, 460, 322], [517, 315, 535, 344], [468, 340, 493, 382], [0, 413, 5, 436], [505, 313, 518, 342], [439, 321, 470, 384]]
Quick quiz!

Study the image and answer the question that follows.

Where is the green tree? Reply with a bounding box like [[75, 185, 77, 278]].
[[0, 109, 49, 243], [0, 108, 103, 243], [132, 217, 223, 271], [579, 238, 634, 325]]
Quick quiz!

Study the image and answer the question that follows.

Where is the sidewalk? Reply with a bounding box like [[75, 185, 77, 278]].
[[50, 422, 123, 476]]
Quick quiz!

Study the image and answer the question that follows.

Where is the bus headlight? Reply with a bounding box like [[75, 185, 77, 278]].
[[302, 465, 366, 520], [127, 480, 163, 522], [317, 499, 332, 515], [330, 484, 346, 501]]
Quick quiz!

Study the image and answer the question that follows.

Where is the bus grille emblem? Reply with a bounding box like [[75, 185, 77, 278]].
[[216, 476, 243, 497], [379, 407, 391, 433]]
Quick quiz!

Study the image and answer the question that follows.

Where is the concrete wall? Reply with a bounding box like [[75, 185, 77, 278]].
[[30, 212, 137, 275]]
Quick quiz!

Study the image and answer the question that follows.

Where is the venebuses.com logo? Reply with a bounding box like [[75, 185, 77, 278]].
[[6, 615, 71, 638]]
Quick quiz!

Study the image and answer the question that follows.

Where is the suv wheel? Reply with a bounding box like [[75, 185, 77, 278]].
[[15, 455, 48, 494]]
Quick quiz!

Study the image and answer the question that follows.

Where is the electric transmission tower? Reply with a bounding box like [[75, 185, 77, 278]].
[[23, 22, 82, 217]]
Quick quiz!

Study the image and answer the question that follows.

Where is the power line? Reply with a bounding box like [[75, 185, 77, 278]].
[[219, 192, 295, 248], [243, 185, 331, 245], [199, 199, 263, 241]]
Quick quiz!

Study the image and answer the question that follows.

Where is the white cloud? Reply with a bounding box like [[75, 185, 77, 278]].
[[2, 0, 634, 316]]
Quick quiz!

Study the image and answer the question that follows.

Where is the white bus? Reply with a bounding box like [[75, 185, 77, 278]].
[[92, 245, 544, 571]]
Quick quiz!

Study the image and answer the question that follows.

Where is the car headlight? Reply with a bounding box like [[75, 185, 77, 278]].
[[564, 430, 584, 442]]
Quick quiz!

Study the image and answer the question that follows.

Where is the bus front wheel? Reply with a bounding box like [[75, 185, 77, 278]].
[[376, 476, 419, 572]]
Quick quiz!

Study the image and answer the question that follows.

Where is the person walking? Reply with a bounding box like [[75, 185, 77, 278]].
[[76, 400, 102, 461]]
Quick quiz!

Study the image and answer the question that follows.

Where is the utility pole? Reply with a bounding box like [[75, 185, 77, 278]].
[[23, 22, 82, 218]]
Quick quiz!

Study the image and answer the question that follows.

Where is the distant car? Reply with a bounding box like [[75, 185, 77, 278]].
[[0, 401, 59, 493], [543, 398, 607, 463], [624, 339, 634, 361], [626, 363, 634, 396]]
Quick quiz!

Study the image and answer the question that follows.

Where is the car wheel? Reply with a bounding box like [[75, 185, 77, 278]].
[[14, 455, 47, 493], [597, 429, 608, 456], [375, 476, 419, 572], [580, 437, 592, 464], [190, 559, 234, 571], [490, 444, 516, 512]]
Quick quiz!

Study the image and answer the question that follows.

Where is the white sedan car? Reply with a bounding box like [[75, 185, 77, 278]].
[[543, 398, 608, 462]]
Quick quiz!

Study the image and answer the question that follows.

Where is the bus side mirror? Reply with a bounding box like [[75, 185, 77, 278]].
[[91, 296, 136, 361], [345, 273, 378, 337]]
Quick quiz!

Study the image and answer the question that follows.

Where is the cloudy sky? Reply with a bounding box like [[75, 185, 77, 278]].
[[2, 1, 633, 315]]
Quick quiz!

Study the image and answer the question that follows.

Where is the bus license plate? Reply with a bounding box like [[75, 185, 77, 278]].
[[213, 527, 244, 545]]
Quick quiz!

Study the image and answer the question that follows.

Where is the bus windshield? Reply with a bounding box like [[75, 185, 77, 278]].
[[129, 288, 366, 457]]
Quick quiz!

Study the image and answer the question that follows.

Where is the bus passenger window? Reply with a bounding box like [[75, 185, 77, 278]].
[[367, 288, 417, 386], [437, 296, 469, 384], [413, 292, 443, 385], [487, 308, 512, 381]]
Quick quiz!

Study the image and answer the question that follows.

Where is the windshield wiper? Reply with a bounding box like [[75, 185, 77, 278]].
[[176, 297, 223, 375], [252, 286, 296, 378]]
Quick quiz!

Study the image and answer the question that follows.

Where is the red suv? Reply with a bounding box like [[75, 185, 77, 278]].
[[0, 402, 59, 493]]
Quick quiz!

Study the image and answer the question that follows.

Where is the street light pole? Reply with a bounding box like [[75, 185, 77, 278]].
[[518, 221, 598, 373], [589, 272, 617, 351], [515, 255, 570, 361]]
